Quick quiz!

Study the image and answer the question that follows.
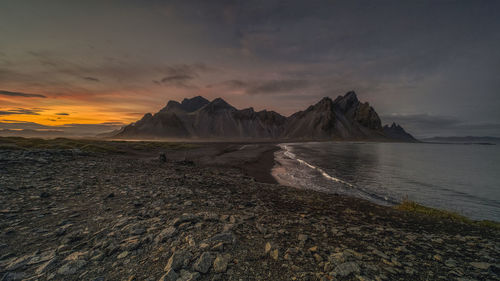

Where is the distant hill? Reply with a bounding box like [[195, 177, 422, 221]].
[[383, 123, 418, 142], [421, 136, 500, 144], [113, 91, 416, 141]]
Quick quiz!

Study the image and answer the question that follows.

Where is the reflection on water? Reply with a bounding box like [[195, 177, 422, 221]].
[[273, 142, 500, 221]]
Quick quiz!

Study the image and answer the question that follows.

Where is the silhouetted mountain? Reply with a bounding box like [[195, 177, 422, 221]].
[[284, 91, 384, 139], [114, 91, 416, 141], [383, 123, 418, 142]]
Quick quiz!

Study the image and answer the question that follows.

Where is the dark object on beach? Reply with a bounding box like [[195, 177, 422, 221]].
[[40, 191, 50, 198], [159, 152, 167, 163], [176, 160, 194, 166], [104, 192, 115, 199]]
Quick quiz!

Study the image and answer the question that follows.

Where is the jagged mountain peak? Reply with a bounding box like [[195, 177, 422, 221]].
[[205, 97, 235, 111], [180, 96, 209, 112], [114, 92, 416, 141], [160, 96, 209, 113]]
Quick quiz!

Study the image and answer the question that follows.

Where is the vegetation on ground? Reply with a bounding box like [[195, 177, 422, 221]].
[[396, 198, 500, 230], [0, 137, 197, 154]]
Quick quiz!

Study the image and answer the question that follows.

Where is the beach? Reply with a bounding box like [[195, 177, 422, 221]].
[[0, 139, 499, 281]]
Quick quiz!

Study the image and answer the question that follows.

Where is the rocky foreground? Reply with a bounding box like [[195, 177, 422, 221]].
[[0, 148, 499, 281]]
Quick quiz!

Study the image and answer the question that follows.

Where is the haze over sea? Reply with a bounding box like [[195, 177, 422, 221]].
[[273, 142, 500, 221]]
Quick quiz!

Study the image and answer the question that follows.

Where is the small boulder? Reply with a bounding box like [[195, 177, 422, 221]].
[[193, 252, 214, 274]]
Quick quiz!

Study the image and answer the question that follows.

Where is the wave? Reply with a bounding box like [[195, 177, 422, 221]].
[[282, 145, 354, 188], [274, 143, 396, 205]]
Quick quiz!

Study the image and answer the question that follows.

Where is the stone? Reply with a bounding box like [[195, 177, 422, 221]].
[[159, 153, 167, 163], [209, 232, 236, 244], [213, 254, 230, 273], [178, 270, 200, 281], [117, 251, 129, 259], [193, 252, 214, 274], [444, 258, 457, 267], [265, 242, 272, 254], [0, 272, 25, 281], [165, 251, 192, 272], [470, 262, 491, 270], [334, 262, 360, 277], [173, 214, 199, 227], [314, 253, 323, 262], [57, 260, 87, 275], [120, 237, 141, 251], [270, 249, 279, 261], [298, 234, 308, 242], [4, 254, 33, 271], [64, 251, 88, 261], [159, 268, 178, 281], [156, 226, 177, 243], [35, 258, 56, 274]]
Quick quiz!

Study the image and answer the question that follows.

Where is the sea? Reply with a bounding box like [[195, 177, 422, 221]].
[[272, 142, 500, 222]]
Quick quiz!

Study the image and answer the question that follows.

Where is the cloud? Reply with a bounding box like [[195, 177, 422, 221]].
[[83, 76, 100, 82], [0, 108, 43, 116], [247, 79, 309, 95], [0, 90, 46, 98], [215, 79, 310, 95], [156, 63, 210, 88], [55, 112, 69, 116]]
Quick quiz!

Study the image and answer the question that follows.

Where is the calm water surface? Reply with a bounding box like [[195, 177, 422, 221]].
[[272, 142, 500, 221]]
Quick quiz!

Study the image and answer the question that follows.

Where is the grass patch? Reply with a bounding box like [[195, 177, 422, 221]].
[[0, 137, 197, 154], [396, 198, 500, 230]]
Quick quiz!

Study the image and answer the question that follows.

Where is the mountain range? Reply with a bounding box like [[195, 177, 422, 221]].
[[113, 91, 416, 141]]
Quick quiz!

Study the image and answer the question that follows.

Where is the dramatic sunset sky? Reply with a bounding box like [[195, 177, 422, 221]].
[[1, 0, 499, 137]]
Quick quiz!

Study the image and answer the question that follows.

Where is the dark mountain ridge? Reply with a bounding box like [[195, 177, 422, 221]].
[[114, 91, 416, 141]]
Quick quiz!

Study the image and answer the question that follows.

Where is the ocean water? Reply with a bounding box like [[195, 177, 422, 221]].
[[272, 142, 500, 221]]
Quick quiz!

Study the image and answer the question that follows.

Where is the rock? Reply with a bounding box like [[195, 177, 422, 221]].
[[298, 234, 308, 242], [270, 249, 279, 261], [265, 242, 272, 254], [193, 252, 213, 274], [314, 253, 323, 262], [159, 152, 167, 162], [0, 272, 25, 281], [372, 249, 389, 260], [334, 262, 360, 277], [173, 214, 199, 227], [120, 237, 141, 251], [444, 259, 457, 267], [213, 254, 230, 273], [178, 270, 200, 281], [165, 251, 192, 272], [57, 260, 87, 275], [4, 254, 33, 271], [35, 258, 56, 274], [209, 232, 236, 244], [155, 226, 177, 243], [470, 262, 491, 270], [433, 254, 442, 262], [117, 251, 129, 259], [159, 268, 178, 281], [40, 191, 50, 198], [63, 251, 88, 261]]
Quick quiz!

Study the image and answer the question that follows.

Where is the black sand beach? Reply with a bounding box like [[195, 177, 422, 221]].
[[0, 139, 499, 281]]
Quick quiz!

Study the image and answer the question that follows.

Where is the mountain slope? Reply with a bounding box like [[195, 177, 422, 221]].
[[113, 91, 416, 141], [283, 91, 385, 139]]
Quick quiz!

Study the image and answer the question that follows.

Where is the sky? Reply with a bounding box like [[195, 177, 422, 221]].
[[0, 0, 499, 138]]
